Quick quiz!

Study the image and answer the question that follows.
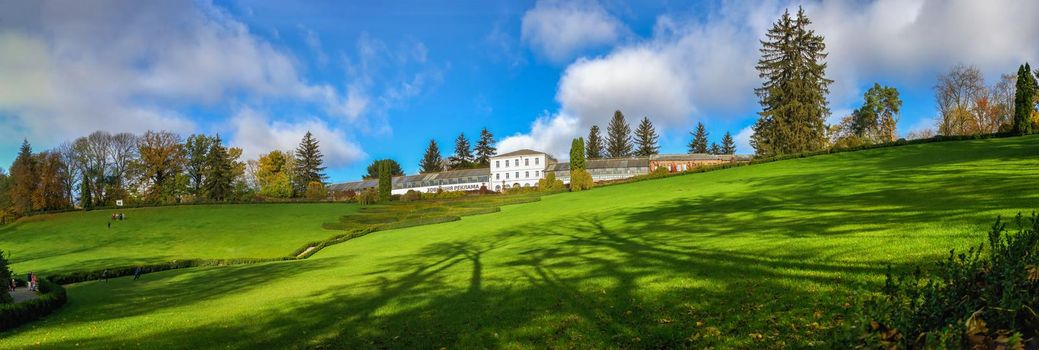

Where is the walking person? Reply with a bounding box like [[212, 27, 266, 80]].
[[30, 273, 37, 292], [25, 272, 32, 292], [9, 277, 15, 292], [102, 269, 109, 282], [133, 266, 142, 281]]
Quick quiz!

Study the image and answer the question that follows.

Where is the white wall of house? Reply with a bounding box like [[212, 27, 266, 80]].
[[390, 182, 490, 195], [489, 153, 547, 192]]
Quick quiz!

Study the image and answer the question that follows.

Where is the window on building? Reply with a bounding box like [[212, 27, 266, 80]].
[[524, 158, 529, 166], [506, 173, 510, 179], [495, 160, 500, 168], [525, 171, 529, 178], [535, 158, 540, 165], [495, 173, 500, 180], [535, 170, 539, 177], [515, 172, 519, 179], [514, 159, 519, 166]]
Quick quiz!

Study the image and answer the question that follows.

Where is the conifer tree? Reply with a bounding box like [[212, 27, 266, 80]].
[[448, 133, 474, 169], [80, 173, 92, 209], [751, 7, 832, 157], [708, 142, 721, 155], [570, 138, 585, 171], [377, 161, 391, 202], [586, 125, 604, 159], [9, 139, 36, 215], [293, 131, 326, 195], [634, 117, 660, 156], [721, 131, 737, 155], [364, 159, 404, 180], [606, 110, 633, 158], [688, 122, 709, 153], [419, 139, 444, 174], [473, 128, 497, 167], [1014, 63, 1037, 135], [203, 135, 232, 201]]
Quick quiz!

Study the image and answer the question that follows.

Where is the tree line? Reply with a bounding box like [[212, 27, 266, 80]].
[[0, 130, 327, 221], [751, 7, 1039, 156]]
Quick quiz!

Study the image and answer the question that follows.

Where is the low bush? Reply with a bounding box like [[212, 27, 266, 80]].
[[569, 169, 594, 192], [0, 277, 67, 331], [357, 189, 379, 205], [400, 190, 421, 202], [305, 181, 328, 200], [48, 257, 292, 285], [853, 213, 1039, 349]]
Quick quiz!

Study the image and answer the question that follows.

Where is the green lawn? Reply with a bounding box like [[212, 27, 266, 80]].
[[2, 136, 1038, 348], [0, 203, 357, 274]]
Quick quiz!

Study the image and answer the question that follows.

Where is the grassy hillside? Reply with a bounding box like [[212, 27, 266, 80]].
[[2, 136, 1038, 348], [0, 203, 356, 274]]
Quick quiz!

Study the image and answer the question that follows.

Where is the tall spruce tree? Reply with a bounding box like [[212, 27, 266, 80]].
[[688, 122, 709, 153], [586, 125, 604, 159], [202, 135, 232, 201], [606, 110, 633, 158], [570, 138, 586, 171], [474, 128, 497, 167], [293, 131, 326, 195], [751, 7, 832, 157], [448, 133, 474, 169], [1014, 63, 1037, 135], [721, 131, 737, 155], [634, 117, 660, 156], [9, 139, 36, 215], [419, 139, 444, 174]]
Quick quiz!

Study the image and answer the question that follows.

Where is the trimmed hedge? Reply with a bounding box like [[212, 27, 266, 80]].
[[0, 277, 67, 331], [47, 257, 293, 285]]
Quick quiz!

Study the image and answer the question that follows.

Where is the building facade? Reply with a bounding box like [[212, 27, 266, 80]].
[[329, 149, 749, 196]]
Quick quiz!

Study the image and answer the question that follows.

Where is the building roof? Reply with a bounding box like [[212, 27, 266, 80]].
[[493, 149, 545, 158], [329, 167, 491, 191]]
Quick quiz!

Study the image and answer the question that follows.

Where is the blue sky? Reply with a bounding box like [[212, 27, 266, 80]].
[[1, 0, 1037, 182]]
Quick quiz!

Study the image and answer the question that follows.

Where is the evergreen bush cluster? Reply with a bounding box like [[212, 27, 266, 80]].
[[854, 213, 1039, 349]]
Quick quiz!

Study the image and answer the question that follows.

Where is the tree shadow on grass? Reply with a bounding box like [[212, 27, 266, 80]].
[[17, 213, 906, 349]]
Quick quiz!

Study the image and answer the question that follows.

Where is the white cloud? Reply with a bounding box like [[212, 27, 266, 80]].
[[521, 0, 625, 63], [734, 126, 755, 155], [498, 112, 580, 159], [0, 1, 365, 149], [228, 108, 365, 168]]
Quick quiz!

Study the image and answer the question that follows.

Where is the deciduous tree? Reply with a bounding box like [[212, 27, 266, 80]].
[[137, 131, 185, 203], [364, 159, 404, 180], [936, 64, 986, 136], [184, 134, 215, 198], [257, 150, 293, 198]]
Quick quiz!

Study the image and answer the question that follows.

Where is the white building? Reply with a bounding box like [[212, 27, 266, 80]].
[[328, 149, 748, 196], [488, 149, 553, 192]]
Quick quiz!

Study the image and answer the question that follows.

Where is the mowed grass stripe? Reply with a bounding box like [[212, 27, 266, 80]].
[[1, 135, 1038, 348]]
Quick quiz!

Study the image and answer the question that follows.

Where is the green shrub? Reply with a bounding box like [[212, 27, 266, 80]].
[[0, 277, 67, 331], [569, 169, 594, 192], [853, 213, 1039, 349], [48, 257, 292, 285], [304, 181, 328, 200], [357, 189, 379, 205], [0, 249, 11, 304], [400, 190, 421, 202]]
